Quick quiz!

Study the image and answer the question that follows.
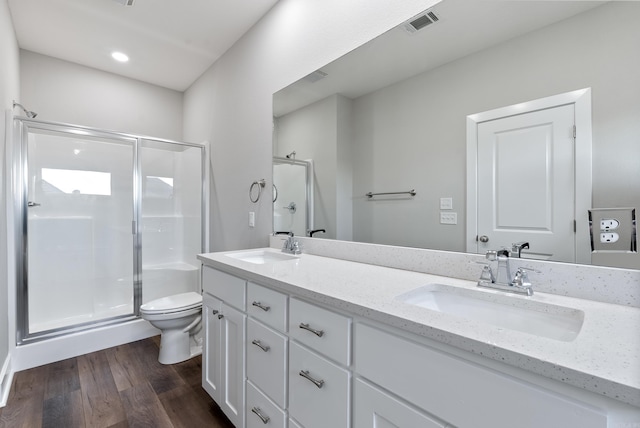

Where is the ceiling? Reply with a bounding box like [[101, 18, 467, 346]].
[[8, 0, 279, 91], [274, 0, 606, 117]]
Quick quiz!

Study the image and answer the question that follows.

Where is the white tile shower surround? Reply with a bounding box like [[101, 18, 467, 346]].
[[197, 238, 640, 408]]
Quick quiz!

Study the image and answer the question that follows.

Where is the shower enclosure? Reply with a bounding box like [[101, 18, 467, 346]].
[[13, 118, 207, 344]]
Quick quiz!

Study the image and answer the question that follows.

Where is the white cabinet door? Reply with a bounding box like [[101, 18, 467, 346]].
[[289, 341, 350, 428], [220, 302, 246, 428], [202, 294, 222, 401], [354, 378, 444, 428]]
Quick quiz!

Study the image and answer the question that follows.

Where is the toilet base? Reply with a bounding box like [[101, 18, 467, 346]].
[[158, 328, 201, 365]]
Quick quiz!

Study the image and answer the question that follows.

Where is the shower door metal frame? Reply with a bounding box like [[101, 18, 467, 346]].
[[13, 117, 209, 345]]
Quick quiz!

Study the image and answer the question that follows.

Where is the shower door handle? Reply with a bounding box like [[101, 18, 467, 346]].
[[27, 201, 41, 207]]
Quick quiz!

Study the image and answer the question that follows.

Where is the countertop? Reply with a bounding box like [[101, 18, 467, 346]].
[[198, 248, 640, 408]]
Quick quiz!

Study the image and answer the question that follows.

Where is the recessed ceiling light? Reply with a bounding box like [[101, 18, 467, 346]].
[[111, 51, 129, 63]]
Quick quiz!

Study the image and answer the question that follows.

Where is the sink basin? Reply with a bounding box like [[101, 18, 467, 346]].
[[396, 284, 584, 341], [225, 249, 298, 265]]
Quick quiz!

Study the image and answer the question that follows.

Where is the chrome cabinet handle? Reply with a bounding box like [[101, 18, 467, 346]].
[[251, 407, 270, 424], [252, 301, 271, 312], [299, 370, 324, 389], [479, 235, 489, 243], [299, 323, 324, 337], [212, 309, 219, 315], [217, 314, 224, 319], [251, 339, 270, 352]]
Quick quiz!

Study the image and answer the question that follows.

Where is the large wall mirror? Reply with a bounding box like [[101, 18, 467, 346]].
[[273, 0, 640, 270]]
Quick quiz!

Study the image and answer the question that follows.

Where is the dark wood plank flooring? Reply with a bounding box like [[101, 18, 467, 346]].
[[0, 337, 235, 428]]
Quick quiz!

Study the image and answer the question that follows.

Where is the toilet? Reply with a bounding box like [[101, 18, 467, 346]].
[[140, 291, 203, 364]]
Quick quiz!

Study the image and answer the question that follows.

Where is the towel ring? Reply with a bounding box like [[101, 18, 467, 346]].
[[250, 179, 266, 203]]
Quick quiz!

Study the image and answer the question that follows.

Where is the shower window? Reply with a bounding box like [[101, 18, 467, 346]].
[[41, 168, 112, 196]]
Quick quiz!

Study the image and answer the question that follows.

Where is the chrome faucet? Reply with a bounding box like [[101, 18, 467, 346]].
[[511, 241, 530, 258], [281, 232, 302, 255], [477, 249, 534, 296]]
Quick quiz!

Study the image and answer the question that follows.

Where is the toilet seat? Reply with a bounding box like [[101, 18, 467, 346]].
[[140, 291, 202, 315]]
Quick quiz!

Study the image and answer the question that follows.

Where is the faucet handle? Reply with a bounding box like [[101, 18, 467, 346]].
[[511, 267, 538, 295]]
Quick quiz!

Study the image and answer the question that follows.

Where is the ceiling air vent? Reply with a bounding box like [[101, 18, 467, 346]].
[[302, 70, 328, 84], [404, 10, 440, 34]]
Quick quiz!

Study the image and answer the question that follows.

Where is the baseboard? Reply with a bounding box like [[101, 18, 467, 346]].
[[0, 353, 13, 408], [12, 319, 159, 372]]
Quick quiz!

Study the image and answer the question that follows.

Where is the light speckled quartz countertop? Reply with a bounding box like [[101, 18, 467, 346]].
[[198, 248, 640, 408]]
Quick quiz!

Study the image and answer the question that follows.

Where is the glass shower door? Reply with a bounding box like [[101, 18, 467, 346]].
[[25, 126, 136, 335]]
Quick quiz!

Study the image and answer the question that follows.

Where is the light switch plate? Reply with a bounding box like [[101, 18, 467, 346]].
[[440, 212, 457, 224], [440, 197, 453, 210]]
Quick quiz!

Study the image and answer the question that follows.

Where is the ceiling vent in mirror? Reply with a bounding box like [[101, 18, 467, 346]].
[[302, 70, 328, 83], [404, 10, 440, 33]]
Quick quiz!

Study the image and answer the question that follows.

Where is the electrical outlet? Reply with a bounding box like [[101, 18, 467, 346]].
[[440, 212, 457, 225], [600, 232, 619, 243], [440, 197, 453, 210], [600, 218, 620, 230], [249, 211, 255, 228]]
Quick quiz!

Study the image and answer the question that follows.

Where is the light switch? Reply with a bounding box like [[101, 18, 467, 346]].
[[440, 197, 453, 210]]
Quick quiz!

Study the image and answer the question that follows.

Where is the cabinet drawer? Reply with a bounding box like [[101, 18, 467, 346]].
[[289, 298, 351, 365], [354, 378, 445, 428], [202, 266, 246, 310], [247, 318, 287, 408], [355, 323, 606, 428], [246, 380, 286, 428], [289, 342, 350, 428], [247, 282, 288, 332]]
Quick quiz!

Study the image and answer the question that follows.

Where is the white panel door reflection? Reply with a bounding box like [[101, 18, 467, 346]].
[[477, 104, 575, 262]]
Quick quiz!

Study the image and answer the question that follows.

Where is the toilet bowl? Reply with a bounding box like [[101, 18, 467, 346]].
[[140, 291, 203, 364]]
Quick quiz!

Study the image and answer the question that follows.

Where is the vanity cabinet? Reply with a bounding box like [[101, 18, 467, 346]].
[[202, 267, 247, 428], [354, 323, 607, 428], [201, 261, 627, 428]]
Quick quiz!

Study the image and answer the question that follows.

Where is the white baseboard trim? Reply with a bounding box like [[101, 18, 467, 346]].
[[0, 353, 13, 408], [12, 319, 159, 372]]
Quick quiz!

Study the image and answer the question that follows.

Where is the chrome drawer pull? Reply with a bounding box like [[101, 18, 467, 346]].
[[299, 323, 324, 337], [251, 407, 270, 424], [252, 301, 271, 312], [299, 370, 324, 389], [251, 339, 270, 352]]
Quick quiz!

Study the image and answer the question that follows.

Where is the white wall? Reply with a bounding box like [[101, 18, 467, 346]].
[[183, 0, 441, 251], [20, 50, 183, 141], [0, 0, 19, 404]]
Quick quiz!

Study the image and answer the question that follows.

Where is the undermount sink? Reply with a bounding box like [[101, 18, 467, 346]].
[[225, 249, 299, 265], [396, 284, 584, 342]]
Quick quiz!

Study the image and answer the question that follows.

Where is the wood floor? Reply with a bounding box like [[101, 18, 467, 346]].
[[0, 336, 235, 428]]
